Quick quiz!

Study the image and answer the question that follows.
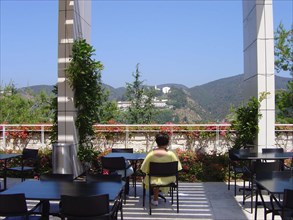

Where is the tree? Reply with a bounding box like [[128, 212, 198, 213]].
[[153, 109, 180, 124], [125, 64, 156, 124], [167, 87, 188, 109], [275, 23, 293, 123], [99, 89, 120, 124], [274, 23, 293, 75], [66, 39, 104, 162], [49, 85, 58, 143], [0, 83, 53, 124]]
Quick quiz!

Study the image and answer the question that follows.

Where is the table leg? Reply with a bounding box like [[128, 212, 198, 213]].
[[40, 200, 50, 220], [254, 187, 258, 220], [3, 159, 7, 190]]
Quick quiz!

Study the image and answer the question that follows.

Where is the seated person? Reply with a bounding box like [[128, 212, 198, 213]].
[[141, 132, 182, 206]]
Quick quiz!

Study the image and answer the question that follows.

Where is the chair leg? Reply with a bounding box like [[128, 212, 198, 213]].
[[234, 172, 237, 196], [254, 188, 258, 220], [228, 164, 231, 190], [149, 187, 152, 215], [176, 186, 179, 213], [142, 184, 145, 207], [243, 180, 246, 205], [251, 180, 254, 213]]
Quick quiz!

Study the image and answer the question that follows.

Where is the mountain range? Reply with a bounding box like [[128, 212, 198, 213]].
[[21, 74, 291, 122]]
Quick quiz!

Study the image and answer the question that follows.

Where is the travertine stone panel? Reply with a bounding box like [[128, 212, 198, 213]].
[[243, 0, 275, 151]]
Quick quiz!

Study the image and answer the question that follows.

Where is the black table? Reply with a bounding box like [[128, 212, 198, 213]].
[[233, 151, 293, 213], [0, 179, 124, 219], [234, 152, 293, 160], [105, 152, 146, 161], [0, 153, 21, 190], [105, 152, 146, 197], [256, 172, 293, 194], [254, 171, 293, 220]]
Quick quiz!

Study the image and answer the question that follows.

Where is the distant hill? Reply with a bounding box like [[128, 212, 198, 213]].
[[188, 74, 291, 121], [20, 74, 291, 122], [18, 85, 55, 95]]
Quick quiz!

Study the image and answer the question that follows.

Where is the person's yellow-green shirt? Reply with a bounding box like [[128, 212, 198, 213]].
[[141, 150, 182, 194]]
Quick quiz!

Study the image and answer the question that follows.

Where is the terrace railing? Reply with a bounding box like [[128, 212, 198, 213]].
[[0, 123, 292, 153]]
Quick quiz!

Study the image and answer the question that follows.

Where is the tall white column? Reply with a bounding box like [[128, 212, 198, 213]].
[[243, 0, 275, 152], [57, 0, 91, 176]]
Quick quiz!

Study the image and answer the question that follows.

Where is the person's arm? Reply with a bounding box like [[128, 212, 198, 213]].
[[140, 151, 153, 174], [170, 151, 182, 171]]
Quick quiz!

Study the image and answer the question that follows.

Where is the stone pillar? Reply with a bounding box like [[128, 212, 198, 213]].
[[57, 0, 91, 176], [242, 0, 275, 152]]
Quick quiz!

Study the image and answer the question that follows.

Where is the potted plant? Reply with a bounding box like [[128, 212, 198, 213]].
[[229, 92, 268, 150]]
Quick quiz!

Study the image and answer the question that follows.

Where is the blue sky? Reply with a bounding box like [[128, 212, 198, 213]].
[[0, 0, 292, 89]]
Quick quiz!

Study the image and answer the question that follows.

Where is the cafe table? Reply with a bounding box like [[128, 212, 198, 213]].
[[233, 151, 293, 213], [254, 171, 293, 220], [0, 153, 21, 190], [105, 152, 146, 197], [0, 179, 125, 219], [234, 152, 293, 161]]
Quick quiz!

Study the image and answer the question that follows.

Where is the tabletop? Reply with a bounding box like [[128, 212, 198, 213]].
[[105, 152, 146, 160], [234, 152, 293, 160], [0, 153, 21, 160], [0, 179, 124, 201], [255, 172, 293, 194]]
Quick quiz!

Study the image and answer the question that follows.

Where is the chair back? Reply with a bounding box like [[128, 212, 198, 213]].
[[22, 148, 39, 168], [101, 157, 127, 171], [229, 149, 250, 161], [262, 148, 284, 153], [149, 161, 178, 177], [86, 174, 122, 183], [60, 194, 110, 219], [253, 161, 281, 179], [40, 173, 74, 182], [112, 148, 133, 153], [22, 148, 39, 160], [0, 193, 27, 216]]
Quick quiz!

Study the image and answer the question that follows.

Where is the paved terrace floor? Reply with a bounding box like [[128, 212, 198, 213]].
[[5, 178, 281, 220]]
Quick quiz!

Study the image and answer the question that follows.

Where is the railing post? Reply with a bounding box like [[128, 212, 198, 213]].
[[41, 125, 45, 148], [125, 125, 129, 148], [216, 124, 219, 151], [2, 125, 6, 149]]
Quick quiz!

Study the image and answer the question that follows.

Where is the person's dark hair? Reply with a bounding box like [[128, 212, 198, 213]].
[[155, 132, 170, 147]]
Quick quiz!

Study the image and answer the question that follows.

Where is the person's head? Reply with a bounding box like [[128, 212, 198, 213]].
[[155, 132, 170, 147]]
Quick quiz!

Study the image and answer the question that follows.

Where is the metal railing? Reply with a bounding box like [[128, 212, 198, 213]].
[[0, 123, 292, 152]]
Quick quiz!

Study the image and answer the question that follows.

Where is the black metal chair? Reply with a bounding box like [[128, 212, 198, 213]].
[[245, 161, 281, 214], [7, 148, 39, 181], [255, 181, 281, 220], [33, 174, 74, 217], [86, 174, 124, 220], [101, 156, 132, 200], [59, 194, 118, 220], [111, 148, 142, 196], [228, 149, 249, 196], [0, 193, 42, 219], [142, 161, 179, 215], [262, 148, 287, 170]]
